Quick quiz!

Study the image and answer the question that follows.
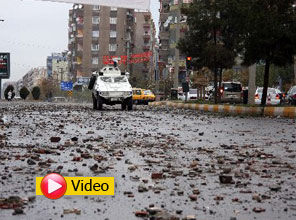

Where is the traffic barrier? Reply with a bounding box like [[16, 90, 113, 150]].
[[149, 101, 296, 118]]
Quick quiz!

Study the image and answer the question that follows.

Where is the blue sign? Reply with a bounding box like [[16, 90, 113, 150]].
[[61, 81, 73, 91]]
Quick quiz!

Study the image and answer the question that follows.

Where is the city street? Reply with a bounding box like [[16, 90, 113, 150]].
[[0, 102, 296, 220]]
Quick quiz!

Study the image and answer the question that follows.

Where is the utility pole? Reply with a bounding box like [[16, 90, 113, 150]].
[[174, 0, 181, 88]]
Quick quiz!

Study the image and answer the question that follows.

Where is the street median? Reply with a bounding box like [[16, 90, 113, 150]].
[[149, 101, 296, 119]]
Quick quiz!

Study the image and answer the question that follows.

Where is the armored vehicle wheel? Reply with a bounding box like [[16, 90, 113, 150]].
[[97, 96, 103, 110], [127, 97, 133, 111], [121, 102, 127, 111], [92, 94, 97, 110]]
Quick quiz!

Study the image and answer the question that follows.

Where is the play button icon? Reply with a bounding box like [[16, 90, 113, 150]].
[[41, 173, 67, 199], [48, 179, 62, 194]]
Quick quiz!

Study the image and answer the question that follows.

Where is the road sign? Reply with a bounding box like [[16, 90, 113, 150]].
[[0, 53, 10, 79], [61, 81, 73, 91], [67, 90, 73, 97]]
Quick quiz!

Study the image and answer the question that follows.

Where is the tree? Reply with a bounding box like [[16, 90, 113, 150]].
[[4, 85, 15, 100], [239, 0, 296, 106], [39, 77, 59, 100], [20, 87, 30, 100], [31, 86, 41, 100], [178, 0, 243, 103]]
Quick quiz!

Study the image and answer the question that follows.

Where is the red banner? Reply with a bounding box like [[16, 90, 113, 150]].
[[103, 51, 152, 65]]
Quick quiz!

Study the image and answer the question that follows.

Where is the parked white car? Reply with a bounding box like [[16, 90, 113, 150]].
[[179, 89, 198, 101], [255, 87, 281, 105]]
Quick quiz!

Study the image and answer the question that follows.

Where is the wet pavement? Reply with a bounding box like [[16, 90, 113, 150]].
[[0, 102, 296, 220]]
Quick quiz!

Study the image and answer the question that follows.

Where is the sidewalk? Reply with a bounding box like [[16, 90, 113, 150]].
[[149, 101, 296, 119]]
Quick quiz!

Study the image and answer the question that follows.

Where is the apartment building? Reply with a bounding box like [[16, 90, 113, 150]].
[[159, 0, 170, 67], [68, 4, 155, 87], [133, 11, 156, 87], [68, 5, 135, 82], [159, 0, 192, 85], [46, 52, 69, 83], [22, 67, 47, 91]]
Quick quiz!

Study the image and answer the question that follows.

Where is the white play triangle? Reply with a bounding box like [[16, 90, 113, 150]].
[[48, 179, 62, 194]]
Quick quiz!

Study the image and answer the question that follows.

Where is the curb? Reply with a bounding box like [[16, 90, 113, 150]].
[[149, 101, 296, 119]]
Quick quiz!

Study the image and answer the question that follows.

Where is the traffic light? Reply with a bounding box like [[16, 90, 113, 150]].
[[186, 56, 192, 70]]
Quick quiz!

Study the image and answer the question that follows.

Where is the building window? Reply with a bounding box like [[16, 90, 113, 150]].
[[110, 7, 117, 11], [110, 17, 117, 24], [110, 31, 117, 38], [93, 5, 100, 10], [92, 44, 99, 51], [92, 57, 99, 65], [109, 44, 117, 52], [92, 31, 99, 37], [92, 16, 100, 24]]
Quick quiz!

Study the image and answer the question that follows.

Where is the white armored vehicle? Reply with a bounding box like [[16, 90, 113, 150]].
[[88, 62, 133, 110]]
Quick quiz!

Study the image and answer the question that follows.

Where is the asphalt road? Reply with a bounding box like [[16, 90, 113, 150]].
[[0, 102, 296, 220]]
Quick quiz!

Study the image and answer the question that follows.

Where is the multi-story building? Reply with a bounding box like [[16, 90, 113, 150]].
[[159, 0, 192, 86], [133, 11, 156, 87], [158, 0, 170, 80], [46, 52, 69, 82], [68, 5, 135, 82], [22, 67, 47, 91], [68, 4, 155, 87]]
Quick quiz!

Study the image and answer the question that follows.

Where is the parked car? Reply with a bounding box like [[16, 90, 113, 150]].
[[132, 88, 155, 105], [275, 89, 285, 104], [219, 82, 243, 103], [52, 97, 67, 103], [255, 87, 281, 105], [179, 89, 198, 101], [287, 85, 296, 105]]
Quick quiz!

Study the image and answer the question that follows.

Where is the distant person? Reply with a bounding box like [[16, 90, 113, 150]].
[[7, 90, 12, 101]]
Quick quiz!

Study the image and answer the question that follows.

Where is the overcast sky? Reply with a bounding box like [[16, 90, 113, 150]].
[[0, 0, 160, 83]]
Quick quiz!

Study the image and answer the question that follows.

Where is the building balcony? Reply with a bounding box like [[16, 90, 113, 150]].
[[159, 32, 169, 40], [142, 67, 149, 73], [159, 49, 169, 57], [143, 23, 150, 29], [73, 9, 83, 17], [76, 34, 84, 38], [76, 50, 83, 57], [143, 45, 150, 50], [68, 43, 73, 50], [127, 11, 133, 17], [170, 23, 188, 30], [144, 14, 151, 20], [160, 13, 169, 23], [143, 34, 150, 40], [76, 22, 84, 28]]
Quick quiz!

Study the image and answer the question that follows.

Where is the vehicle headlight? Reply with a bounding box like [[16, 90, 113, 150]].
[[124, 91, 132, 96], [99, 91, 109, 96]]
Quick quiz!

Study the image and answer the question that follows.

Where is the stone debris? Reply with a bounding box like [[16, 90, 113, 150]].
[[63, 208, 81, 215], [0, 102, 295, 219]]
